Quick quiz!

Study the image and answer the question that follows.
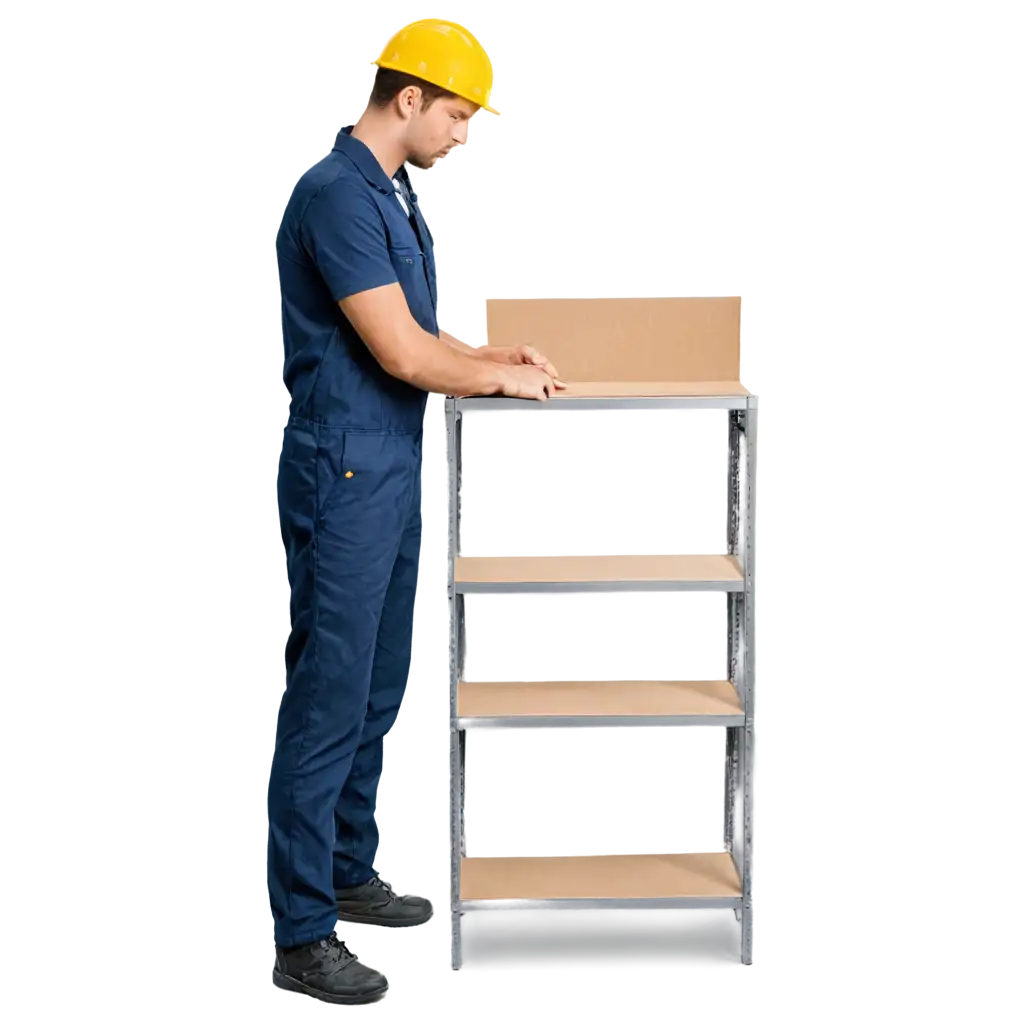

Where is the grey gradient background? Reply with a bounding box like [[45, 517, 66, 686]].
[[2, 4, 1024, 1019]]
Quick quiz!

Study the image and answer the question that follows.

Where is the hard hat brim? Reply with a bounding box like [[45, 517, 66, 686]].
[[372, 57, 499, 117]]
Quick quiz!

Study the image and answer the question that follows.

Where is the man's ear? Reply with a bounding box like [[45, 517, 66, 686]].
[[396, 85, 421, 120]]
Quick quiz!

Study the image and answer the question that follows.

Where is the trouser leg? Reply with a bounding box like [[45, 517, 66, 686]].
[[333, 454, 422, 889], [267, 426, 416, 947]]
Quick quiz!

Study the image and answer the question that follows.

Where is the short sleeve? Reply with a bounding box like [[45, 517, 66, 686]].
[[299, 180, 398, 303]]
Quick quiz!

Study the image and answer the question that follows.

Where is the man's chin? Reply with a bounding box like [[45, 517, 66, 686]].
[[406, 155, 435, 170]]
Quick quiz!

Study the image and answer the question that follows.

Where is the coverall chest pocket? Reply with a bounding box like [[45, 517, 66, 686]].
[[388, 244, 431, 322]]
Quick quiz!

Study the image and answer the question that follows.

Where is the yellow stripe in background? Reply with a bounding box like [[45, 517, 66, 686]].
[[446, 17, 1024, 120]]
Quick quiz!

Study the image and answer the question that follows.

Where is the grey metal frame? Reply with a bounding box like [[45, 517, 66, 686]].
[[460, 712, 741, 737], [456, 579, 744, 594], [460, 391, 749, 423], [445, 399, 465, 969], [740, 398, 757, 964], [729, 401, 761, 966], [445, 392, 758, 968], [462, 896, 741, 911]]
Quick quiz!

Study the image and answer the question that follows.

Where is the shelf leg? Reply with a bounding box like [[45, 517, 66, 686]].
[[740, 398, 757, 965], [446, 399, 464, 969]]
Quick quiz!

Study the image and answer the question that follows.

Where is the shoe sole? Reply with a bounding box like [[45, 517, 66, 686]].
[[336, 907, 434, 928], [272, 967, 388, 1004]]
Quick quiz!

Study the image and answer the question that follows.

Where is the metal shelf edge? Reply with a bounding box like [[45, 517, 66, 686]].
[[459, 897, 742, 911], [456, 714, 745, 729], [455, 579, 745, 593], [460, 393, 749, 421]]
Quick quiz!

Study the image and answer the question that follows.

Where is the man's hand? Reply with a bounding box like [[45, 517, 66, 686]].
[[497, 363, 561, 401], [482, 344, 567, 389]]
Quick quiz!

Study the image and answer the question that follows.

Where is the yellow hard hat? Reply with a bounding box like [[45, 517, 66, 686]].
[[372, 18, 500, 115]]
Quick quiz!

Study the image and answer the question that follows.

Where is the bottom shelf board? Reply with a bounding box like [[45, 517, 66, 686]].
[[460, 852, 740, 902]]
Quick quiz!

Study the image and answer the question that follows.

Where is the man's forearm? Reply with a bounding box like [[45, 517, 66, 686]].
[[394, 326, 504, 397], [440, 329, 507, 362], [339, 287, 505, 396]]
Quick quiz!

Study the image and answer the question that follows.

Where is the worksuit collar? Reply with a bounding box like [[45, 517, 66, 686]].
[[333, 125, 399, 196]]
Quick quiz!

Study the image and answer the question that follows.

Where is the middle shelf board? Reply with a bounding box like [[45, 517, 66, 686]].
[[460, 852, 741, 907], [454, 554, 744, 593], [457, 680, 744, 728]]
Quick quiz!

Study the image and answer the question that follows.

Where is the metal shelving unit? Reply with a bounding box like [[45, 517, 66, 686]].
[[444, 297, 757, 968]]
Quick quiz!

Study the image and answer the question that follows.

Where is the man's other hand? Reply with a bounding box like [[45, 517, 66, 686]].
[[496, 363, 565, 401], [483, 344, 566, 388]]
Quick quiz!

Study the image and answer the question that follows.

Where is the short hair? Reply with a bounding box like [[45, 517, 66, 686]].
[[370, 66, 456, 111]]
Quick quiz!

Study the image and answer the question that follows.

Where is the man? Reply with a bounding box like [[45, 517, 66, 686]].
[[268, 18, 564, 1006]]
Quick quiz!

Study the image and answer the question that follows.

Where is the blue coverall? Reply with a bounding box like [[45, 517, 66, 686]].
[[268, 125, 438, 948]]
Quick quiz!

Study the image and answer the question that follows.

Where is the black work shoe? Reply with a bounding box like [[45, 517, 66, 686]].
[[272, 933, 388, 1004], [335, 874, 434, 927]]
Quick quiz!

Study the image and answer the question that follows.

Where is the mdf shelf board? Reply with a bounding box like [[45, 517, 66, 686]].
[[454, 554, 743, 588], [460, 852, 742, 902], [486, 297, 741, 384], [457, 680, 742, 720]]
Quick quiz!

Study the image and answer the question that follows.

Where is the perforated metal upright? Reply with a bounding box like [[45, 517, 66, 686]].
[[444, 296, 757, 968]]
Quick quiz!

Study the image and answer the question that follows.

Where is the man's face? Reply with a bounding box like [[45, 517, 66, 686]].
[[405, 93, 478, 170]]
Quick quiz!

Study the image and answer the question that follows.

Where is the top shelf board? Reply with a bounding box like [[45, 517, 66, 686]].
[[456, 380, 753, 423]]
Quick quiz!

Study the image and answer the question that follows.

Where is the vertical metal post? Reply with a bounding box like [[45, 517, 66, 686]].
[[740, 397, 758, 965], [720, 626, 737, 860], [446, 398, 464, 969], [725, 409, 742, 881]]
